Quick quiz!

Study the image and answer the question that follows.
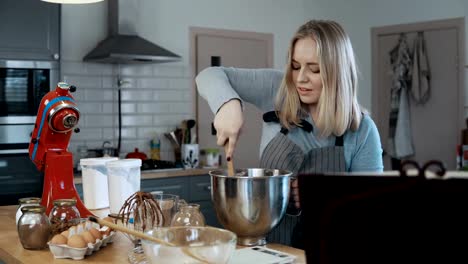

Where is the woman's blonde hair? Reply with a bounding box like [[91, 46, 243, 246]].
[[275, 20, 363, 137]]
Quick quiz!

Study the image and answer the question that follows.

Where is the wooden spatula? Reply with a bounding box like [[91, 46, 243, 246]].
[[225, 145, 235, 176], [88, 216, 209, 263]]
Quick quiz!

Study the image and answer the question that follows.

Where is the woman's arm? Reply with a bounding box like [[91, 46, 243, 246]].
[[349, 116, 384, 172], [195, 67, 283, 113]]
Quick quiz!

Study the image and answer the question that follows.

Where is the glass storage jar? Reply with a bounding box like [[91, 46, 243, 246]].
[[49, 199, 81, 236], [170, 203, 206, 227], [17, 205, 51, 250], [16, 197, 41, 226]]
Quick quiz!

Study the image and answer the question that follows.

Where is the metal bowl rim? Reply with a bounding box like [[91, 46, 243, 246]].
[[209, 168, 293, 179]]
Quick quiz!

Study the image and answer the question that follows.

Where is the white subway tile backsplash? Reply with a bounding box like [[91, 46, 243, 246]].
[[121, 90, 153, 101], [73, 128, 102, 141], [120, 103, 136, 113], [61, 61, 88, 75], [86, 89, 114, 101], [77, 102, 102, 114], [153, 115, 184, 126], [121, 115, 153, 126], [138, 78, 170, 89], [121, 64, 154, 76], [66, 62, 191, 158], [86, 114, 114, 127], [102, 76, 118, 89], [118, 127, 138, 139], [62, 61, 114, 75], [102, 128, 115, 140], [102, 103, 115, 113], [64, 76, 102, 89], [153, 90, 182, 101], [138, 103, 171, 113], [85, 63, 114, 75], [137, 127, 167, 139], [153, 65, 186, 77], [169, 78, 192, 89], [86, 140, 113, 150], [70, 88, 85, 101]]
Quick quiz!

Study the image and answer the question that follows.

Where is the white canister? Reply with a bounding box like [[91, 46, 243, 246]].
[[181, 144, 199, 169], [106, 159, 142, 214], [80, 157, 118, 210]]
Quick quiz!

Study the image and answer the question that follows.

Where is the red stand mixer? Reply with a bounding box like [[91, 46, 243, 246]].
[[29, 82, 93, 217]]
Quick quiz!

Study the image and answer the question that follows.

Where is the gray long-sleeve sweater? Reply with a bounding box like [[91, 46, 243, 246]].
[[196, 67, 383, 172]]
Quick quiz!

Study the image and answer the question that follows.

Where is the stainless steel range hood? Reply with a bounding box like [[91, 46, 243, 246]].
[[83, 0, 180, 64]]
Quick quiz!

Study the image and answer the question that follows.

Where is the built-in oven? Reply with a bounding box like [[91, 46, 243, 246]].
[[0, 60, 59, 205]]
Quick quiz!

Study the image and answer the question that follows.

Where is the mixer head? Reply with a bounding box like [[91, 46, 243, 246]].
[[29, 82, 80, 171]]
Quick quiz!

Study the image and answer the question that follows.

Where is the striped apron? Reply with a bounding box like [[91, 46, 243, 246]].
[[260, 111, 346, 248]]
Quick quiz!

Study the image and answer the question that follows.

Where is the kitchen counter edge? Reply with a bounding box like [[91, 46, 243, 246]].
[[74, 168, 214, 184]]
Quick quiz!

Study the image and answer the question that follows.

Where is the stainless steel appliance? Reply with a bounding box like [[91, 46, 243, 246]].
[[0, 59, 59, 153], [0, 59, 59, 205]]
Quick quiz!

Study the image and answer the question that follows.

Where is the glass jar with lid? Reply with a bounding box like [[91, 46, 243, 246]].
[[170, 203, 206, 227], [16, 197, 42, 226], [17, 205, 51, 250], [49, 199, 81, 236]]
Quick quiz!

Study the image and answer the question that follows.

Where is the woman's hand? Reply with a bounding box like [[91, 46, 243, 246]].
[[213, 99, 244, 160]]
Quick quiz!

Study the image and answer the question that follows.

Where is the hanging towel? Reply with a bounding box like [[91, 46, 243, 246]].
[[410, 32, 431, 104], [387, 34, 415, 159]]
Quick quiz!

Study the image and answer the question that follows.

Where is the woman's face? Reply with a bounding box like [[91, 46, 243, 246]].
[[291, 37, 322, 108]]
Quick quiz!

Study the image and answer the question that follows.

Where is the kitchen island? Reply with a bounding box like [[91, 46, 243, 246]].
[[0, 205, 306, 263]]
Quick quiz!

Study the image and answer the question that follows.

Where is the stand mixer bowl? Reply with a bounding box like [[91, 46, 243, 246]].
[[210, 168, 293, 246]]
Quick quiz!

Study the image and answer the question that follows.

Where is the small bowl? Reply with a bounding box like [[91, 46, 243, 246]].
[[141, 226, 237, 264]]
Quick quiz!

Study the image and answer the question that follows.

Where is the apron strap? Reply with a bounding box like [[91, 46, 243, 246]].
[[335, 134, 344, 146], [263, 111, 313, 133]]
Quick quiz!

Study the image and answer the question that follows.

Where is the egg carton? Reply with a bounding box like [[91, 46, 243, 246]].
[[48, 223, 116, 260]]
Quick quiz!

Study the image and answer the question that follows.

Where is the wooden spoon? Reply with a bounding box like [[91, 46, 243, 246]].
[[88, 216, 209, 263], [225, 145, 235, 177]]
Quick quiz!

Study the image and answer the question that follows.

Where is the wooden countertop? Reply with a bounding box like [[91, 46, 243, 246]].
[[74, 168, 214, 184], [0, 205, 306, 263]]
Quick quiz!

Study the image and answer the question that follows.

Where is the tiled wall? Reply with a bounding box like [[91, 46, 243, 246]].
[[61, 61, 194, 166]]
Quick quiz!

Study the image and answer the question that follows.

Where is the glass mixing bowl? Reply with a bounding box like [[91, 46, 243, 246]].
[[141, 226, 237, 264]]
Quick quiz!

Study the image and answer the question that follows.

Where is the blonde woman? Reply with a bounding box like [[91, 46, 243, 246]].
[[196, 20, 383, 247]]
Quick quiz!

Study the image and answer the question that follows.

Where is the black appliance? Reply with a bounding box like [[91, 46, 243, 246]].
[[298, 161, 468, 264]]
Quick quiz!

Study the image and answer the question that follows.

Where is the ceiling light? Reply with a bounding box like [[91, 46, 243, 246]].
[[41, 0, 104, 4]]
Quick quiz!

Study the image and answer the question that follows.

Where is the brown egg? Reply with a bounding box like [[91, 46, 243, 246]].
[[50, 234, 67, 245], [67, 235, 87, 248], [81, 231, 95, 244], [89, 227, 102, 240], [61, 230, 69, 238]]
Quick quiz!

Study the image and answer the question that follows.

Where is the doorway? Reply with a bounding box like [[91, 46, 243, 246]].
[[371, 18, 465, 170], [190, 27, 274, 169]]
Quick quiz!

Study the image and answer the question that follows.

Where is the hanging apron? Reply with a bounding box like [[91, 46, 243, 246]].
[[260, 111, 346, 248]]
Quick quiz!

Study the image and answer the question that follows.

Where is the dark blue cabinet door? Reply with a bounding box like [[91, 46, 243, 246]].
[[0, 0, 60, 61]]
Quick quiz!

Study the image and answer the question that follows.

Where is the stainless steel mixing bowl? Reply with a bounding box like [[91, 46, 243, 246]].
[[210, 168, 293, 246]]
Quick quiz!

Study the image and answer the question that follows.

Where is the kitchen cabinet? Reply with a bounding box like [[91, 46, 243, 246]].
[[75, 174, 221, 227], [0, 0, 60, 61], [0, 155, 43, 206]]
